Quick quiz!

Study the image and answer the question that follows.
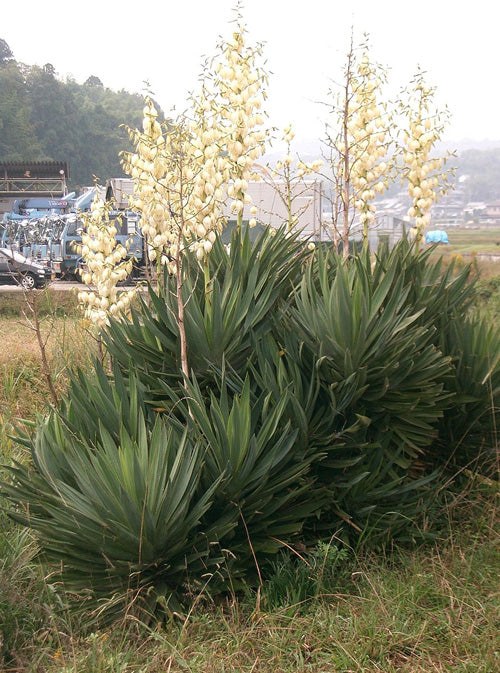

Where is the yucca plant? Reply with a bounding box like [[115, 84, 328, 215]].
[[3, 226, 498, 624], [1, 373, 231, 623], [1, 368, 325, 617], [370, 239, 499, 474], [0, 227, 318, 622], [290, 248, 452, 544], [436, 316, 500, 474], [370, 238, 476, 342]]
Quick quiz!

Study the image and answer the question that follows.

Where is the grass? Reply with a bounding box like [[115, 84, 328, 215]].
[[0, 278, 499, 673], [0, 287, 94, 460], [426, 227, 500, 317], [2, 497, 497, 672], [0, 288, 80, 318]]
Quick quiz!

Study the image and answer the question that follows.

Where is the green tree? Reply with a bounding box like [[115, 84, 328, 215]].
[[0, 47, 162, 186], [21, 67, 148, 187], [25, 65, 78, 163], [84, 75, 103, 87], [0, 38, 14, 62], [0, 61, 41, 159], [68, 82, 144, 185]]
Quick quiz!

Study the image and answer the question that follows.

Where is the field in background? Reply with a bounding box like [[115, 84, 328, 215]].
[[0, 290, 92, 460], [430, 226, 500, 270], [444, 226, 500, 253]]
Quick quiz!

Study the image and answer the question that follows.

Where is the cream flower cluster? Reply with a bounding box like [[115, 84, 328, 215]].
[[347, 53, 391, 230], [404, 116, 446, 236], [282, 124, 295, 144], [77, 198, 135, 328], [122, 24, 269, 268], [123, 99, 175, 267], [402, 93, 451, 240], [214, 26, 268, 217], [189, 87, 229, 260], [126, 100, 228, 269], [404, 120, 445, 233]]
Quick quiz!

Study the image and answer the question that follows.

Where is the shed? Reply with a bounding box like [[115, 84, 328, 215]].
[[0, 161, 70, 197]]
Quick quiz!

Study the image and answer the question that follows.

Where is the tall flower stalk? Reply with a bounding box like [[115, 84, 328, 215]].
[[189, 83, 229, 291], [123, 107, 201, 386], [399, 68, 454, 250], [347, 48, 393, 248], [324, 35, 393, 258], [262, 124, 322, 233], [121, 14, 269, 382], [122, 99, 173, 283], [212, 16, 268, 231]]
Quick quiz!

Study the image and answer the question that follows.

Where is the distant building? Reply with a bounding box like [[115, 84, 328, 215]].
[[486, 202, 500, 220], [463, 202, 487, 221], [223, 179, 324, 239]]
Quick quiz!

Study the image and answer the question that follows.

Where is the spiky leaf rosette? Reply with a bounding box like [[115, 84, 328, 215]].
[[1, 373, 229, 623], [436, 316, 500, 475], [290, 247, 452, 544], [368, 238, 499, 473], [103, 224, 307, 399], [150, 371, 326, 588]]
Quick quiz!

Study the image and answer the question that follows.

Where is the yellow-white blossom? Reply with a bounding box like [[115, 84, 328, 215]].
[[399, 68, 454, 246], [122, 21, 270, 266], [77, 197, 135, 328], [213, 24, 269, 225], [187, 83, 229, 261], [345, 49, 393, 242], [122, 98, 178, 269]]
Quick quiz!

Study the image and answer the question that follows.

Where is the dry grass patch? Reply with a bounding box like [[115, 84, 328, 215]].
[[1, 324, 91, 415], [0, 296, 95, 457]]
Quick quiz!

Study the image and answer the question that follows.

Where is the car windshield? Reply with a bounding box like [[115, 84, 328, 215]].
[[0, 248, 26, 264]]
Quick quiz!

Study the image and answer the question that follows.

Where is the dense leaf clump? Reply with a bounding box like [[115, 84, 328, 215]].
[[2, 227, 499, 622]]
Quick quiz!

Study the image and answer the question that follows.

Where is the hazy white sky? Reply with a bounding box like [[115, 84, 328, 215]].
[[2, 0, 498, 144]]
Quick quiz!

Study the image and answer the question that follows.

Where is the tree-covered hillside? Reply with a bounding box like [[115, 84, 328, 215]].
[[0, 38, 163, 189]]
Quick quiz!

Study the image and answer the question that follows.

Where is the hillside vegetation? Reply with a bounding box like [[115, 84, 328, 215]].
[[0, 38, 163, 188]]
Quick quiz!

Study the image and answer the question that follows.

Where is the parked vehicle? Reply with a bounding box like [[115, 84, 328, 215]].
[[0, 182, 146, 281], [0, 247, 48, 289], [57, 210, 144, 279], [1, 215, 64, 276], [2, 194, 75, 223]]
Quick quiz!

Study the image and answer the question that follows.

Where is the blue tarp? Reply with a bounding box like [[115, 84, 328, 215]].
[[425, 230, 449, 244]]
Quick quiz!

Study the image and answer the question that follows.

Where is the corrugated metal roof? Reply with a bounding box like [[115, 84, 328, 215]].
[[0, 161, 70, 178]]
